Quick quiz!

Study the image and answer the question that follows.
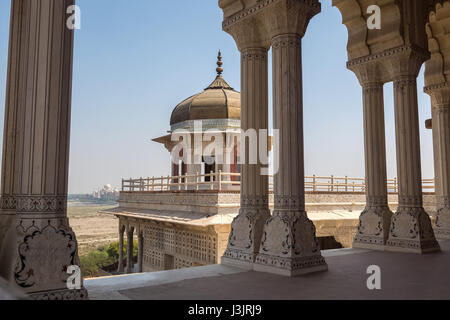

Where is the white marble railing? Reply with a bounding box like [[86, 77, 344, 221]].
[[122, 173, 435, 194]]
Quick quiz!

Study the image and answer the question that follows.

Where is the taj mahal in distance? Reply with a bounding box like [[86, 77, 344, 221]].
[[0, 0, 449, 303]]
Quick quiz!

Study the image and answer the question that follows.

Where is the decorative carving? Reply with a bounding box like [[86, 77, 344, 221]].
[[223, 206, 270, 263], [221, 0, 321, 50], [224, 15, 270, 51], [348, 45, 428, 69], [353, 205, 392, 247], [271, 34, 301, 49], [222, 0, 278, 29], [397, 195, 424, 207], [274, 195, 305, 210], [335, 0, 430, 61], [425, 2, 450, 86], [241, 47, 267, 60], [424, 83, 450, 107], [241, 195, 268, 209], [255, 252, 326, 272], [366, 196, 388, 207], [254, 211, 327, 275], [259, 210, 320, 257], [0, 195, 17, 210], [16, 195, 67, 214], [142, 221, 219, 269], [386, 207, 440, 252], [14, 219, 85, 294], [435, 197, 450, 239], [263, 0, 321, 38], [29, 288, 88, 300]]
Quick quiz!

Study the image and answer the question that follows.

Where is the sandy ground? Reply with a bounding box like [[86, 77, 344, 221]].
[[67, 204, 119, 255]]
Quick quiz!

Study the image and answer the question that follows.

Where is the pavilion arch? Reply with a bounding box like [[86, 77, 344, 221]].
[[219, 0, 444, 277], [425, 1, 450, 85], [424, 1, 450, 239], [328, 1, 439, 253]]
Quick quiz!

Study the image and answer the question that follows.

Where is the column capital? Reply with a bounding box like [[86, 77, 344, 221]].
[[424, 82, 450, 108], [347, 45, 430, 84], [223, 13, 270, 51], [347, 61, 385, 87], [271, 33, 302, 49], [241, 47, 268, 59], [264, 0, 321, 39], [385, 45, 430, 81], [220, 0, 321, 50]]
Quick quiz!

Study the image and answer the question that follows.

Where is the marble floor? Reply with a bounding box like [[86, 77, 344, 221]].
[[85, 240, 450, 300]]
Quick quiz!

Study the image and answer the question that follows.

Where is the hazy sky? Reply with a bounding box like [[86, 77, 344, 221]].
[[0, 0, 435, 194]]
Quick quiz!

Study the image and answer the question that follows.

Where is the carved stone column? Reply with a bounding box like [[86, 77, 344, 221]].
[[220, 15, 271, 268], [117, 223, 125, 273], [8, 0, 88, 299], [126, 227, 134, 274], [252, 0, 326, 276], [254, 33, 326, 276], [348, 63, 392, 249], [385, 50, 440, 253], [424, 84, 450, 239], [137, 230, 144, 273], [0, 0, 24, 276]]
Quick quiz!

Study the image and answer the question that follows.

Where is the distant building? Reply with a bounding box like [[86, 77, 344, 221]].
[[107, 54, 367, 275], [92, 184, 120, 201], [107, 53, 242, 273]]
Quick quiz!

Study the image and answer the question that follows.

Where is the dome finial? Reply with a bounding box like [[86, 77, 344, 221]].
[[216, 50, 223, 76]]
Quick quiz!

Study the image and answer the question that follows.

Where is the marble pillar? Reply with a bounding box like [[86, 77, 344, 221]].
[[425, 84, 450, 239], [126, 227, 134, 274], [254, 33, 327, 276], [6, 0, 88, 299], [0, 0, 23, 279], [222, 46, 271, 268], [386, 52, 440, 253], [137, 231, 144, 273], [348, 63, 393, 249], [117, 224, 125, 273], [187, 144, 201, 190]]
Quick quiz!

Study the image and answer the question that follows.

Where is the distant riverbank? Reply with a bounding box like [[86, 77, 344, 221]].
[[68, 194, 118, 207], [68, 202, 119, 255]]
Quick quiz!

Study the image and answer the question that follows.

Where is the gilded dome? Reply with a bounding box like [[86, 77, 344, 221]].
[[170, 52, 240, 126]]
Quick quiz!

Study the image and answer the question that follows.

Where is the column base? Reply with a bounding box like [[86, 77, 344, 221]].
[[254, 253, 327, 276], [0, 214, 17, 279], [352, 242, 386, 251], [435, 206, 450, 240], [353, 206, 392, 250], [386, 207, 441, 253], [0, 213, 15, 245], [29, 287, 88, 300], [221, 207, 270, 268], [221, 254, 254, 270], [253, 210, 327, 277], [13, 218, 88, 293]]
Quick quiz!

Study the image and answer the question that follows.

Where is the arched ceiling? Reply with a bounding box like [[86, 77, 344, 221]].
[[333, 0, 430, 61], [425, 1, 450, 86]]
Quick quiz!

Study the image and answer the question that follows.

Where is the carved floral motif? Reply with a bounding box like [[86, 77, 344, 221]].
[[14, 220, 84, 294]]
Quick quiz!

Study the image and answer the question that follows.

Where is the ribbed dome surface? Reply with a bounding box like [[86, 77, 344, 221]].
[[170, 75, 240, 126]]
